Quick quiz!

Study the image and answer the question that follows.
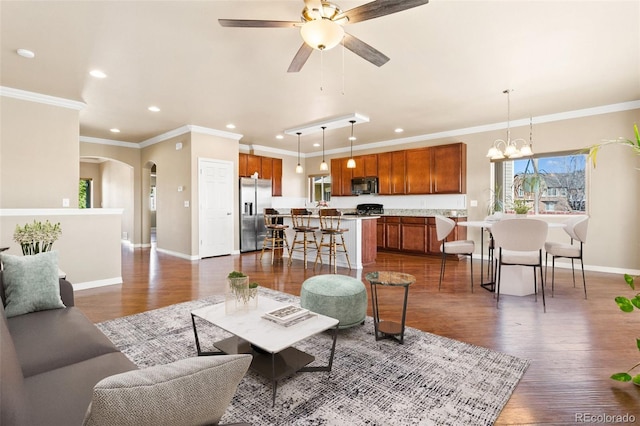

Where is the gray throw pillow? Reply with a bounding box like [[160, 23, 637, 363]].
[[0, 251, 65, 318], [83, 355, 252, 426]]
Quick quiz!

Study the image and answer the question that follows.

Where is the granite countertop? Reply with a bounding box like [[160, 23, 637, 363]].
[[273, 208, 467, 218]]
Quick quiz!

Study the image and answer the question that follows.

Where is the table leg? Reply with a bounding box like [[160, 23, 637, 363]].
[[191, 314, 225, 356], [479, 227, 496, 292]]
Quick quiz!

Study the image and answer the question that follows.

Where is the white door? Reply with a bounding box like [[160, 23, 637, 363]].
[[199, 158, 234, 258]]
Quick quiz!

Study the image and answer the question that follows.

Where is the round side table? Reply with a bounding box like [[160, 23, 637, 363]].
[[365, 271, 416, 344]]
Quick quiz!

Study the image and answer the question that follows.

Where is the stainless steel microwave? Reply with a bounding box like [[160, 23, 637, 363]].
[[351, 176, 378, 195]]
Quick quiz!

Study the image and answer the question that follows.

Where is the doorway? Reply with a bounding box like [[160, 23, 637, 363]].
[[199, 158, 234, 257]]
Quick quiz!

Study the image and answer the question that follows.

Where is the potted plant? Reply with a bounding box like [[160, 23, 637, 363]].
[[225, 271, 258, 312], [13, 220, 62, 255], [610, 274, 640, 385], [511, 199, 530, 216], [588, 124, 640, 385]]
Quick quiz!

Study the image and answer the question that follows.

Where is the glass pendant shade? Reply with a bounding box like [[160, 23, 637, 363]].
[[346, 158, 356, 168], [300, 19, 344, 51]]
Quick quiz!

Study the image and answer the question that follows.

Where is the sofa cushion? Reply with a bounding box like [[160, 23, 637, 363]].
[[83, 355, 252, 426], [24, 352, 137, 426], [0, 251, 64, 318], [0, 303, 31, 426], [8, 306, 121, 377]]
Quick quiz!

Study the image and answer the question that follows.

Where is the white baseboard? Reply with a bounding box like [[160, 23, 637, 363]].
[[155, 247, 199, 260], [73, 277, 123, 291]]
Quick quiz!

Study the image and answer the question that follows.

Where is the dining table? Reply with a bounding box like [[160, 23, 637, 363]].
[[458, 218, 566, 295]]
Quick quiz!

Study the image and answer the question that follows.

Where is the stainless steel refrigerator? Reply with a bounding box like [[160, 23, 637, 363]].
[[239, 178, 272, 252]]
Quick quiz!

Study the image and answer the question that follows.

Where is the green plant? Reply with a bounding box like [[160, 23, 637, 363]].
[[227, 271, 246, 279], [486, 185, 504, 216], [588, 123, 640, 168], [79, 179, 87, 209], [610, 274, 640, 385], [511, 199, 530, 215], [13, 220, 62, 255]]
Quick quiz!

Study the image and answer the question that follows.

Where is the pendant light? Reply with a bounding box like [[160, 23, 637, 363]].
[[295, 132, 303, 174], [346, 120, 356, 169], [320, 126, 329, 171]]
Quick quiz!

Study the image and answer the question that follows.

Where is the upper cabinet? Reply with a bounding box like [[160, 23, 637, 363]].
[[238, 153, 282, 196], [431, 143, 466, 194], [331, 142, 467, 196]]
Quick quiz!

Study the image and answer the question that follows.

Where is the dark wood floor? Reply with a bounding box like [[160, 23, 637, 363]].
[[75, 246, 640, 425]]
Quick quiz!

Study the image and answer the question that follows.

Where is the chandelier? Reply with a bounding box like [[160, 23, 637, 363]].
[[486, 89, 534, 160]]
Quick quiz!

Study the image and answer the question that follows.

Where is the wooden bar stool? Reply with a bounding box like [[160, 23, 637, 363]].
[[288, 208, 319, 269], [314, 209, 351, 273], [260, 208, 289, 264]]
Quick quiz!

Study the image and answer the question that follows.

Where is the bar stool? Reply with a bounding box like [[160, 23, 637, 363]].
[[288, 208, 319, 269], [314, 209, 351, 273], [260, 208, 289, 264]]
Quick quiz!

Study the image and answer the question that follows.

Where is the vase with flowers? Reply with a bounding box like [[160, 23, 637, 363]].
[[13, 220, 62, 255]]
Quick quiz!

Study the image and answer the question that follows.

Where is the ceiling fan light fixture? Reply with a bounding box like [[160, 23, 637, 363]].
[[300, 18, 344, 51]]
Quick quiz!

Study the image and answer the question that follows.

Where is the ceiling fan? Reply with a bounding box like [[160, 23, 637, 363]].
[[219, 0, 429, 72]]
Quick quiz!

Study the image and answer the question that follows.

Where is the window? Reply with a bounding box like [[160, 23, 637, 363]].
[[79, 178, 92, 208], [309, 175, 331, 205], [494, 152, 587, 215]]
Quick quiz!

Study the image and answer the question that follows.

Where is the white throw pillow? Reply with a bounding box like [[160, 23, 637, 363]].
[[83, 355, 251, 426]]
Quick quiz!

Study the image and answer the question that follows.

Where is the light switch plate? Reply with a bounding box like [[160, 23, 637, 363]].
[[184, 201, 189, 207]]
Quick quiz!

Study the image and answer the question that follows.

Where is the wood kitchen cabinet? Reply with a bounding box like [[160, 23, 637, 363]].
[[378, 216, 401, 250], [238, 153, 282, 196], [330, 157, 354, 196], [405, 147, 432, 194], [432, 143, 467, 194], [353, 154, 378, 177], [400, 217, 429, 253]]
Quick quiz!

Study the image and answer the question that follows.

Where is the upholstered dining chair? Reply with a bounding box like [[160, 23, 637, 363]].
[[544, 215, 589, 299], [314, 209, 351, 273], [435, 216, 475, 292], [288, 208, 319, 269], [491, 218, 549, 312]]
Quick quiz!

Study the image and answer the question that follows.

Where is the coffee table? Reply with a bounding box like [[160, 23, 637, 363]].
[[191, 298, 339, 406]]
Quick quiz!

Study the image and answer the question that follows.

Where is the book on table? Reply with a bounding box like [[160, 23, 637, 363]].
[[263, 304, 310, 325]]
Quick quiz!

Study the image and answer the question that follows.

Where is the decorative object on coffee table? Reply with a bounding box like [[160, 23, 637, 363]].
[[225, 271, 258, 313]]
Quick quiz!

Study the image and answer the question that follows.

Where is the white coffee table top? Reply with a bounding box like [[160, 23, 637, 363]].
[[191, 298, 339, 354]]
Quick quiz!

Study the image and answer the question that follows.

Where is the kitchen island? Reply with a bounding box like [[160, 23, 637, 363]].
[[281, 214, 378, 270]]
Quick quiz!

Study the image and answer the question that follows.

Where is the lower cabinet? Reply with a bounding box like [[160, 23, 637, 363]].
[[377, 216, 467, 256]]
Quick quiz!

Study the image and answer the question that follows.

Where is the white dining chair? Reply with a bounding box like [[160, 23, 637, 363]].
[[544, 215, 589, 299], [491, 218, 549, 312], [435, 216, 475, 292]]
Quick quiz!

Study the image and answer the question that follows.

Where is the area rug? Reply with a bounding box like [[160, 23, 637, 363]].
[[97, 288, 529, 425]]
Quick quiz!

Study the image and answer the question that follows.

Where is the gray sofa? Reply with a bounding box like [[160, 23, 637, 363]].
[[1, 274, 251, 426]]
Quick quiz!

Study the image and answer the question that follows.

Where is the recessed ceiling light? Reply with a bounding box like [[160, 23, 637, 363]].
[[16, 48, 35, 59], [110, 128, 120, 133], [90, 70, 107, 78], [226, 124, 236, 129], [148, 106, 160, 112], [276, 135, 284, 140], [394, 128, 404, 133]]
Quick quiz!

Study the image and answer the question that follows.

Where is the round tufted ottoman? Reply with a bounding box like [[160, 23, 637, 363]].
[[300, 274, 367, 329]]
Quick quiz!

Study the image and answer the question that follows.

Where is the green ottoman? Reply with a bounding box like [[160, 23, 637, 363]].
[[300, 274, 367, 329]]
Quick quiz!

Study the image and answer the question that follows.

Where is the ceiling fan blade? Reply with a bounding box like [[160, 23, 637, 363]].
[[218, 19, 300, 28], [287, 43, 314, 73], [342, 33, 390, 67], [338, 0, 429, 24]]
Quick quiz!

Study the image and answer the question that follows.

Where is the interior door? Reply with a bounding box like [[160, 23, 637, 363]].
[[199, 158, 234, 258]]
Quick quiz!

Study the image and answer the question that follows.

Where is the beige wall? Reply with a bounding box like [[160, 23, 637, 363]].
[[79, 142, 142, 245], [0, 209, 123, 286], [140, 134, 192, 257], [100, 160, 134, 242], [1, 96, 79, 208]]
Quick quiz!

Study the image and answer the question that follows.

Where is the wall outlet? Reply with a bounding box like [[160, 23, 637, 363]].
[[470, 200, 478, 207], [62, 198, 70, 207], [184, 201, 189, 208]]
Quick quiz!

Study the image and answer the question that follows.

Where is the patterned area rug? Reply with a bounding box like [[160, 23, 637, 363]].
[[97, 288, 528, 425]]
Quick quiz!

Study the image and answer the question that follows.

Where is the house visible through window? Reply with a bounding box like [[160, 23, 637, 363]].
[[494, 152, 587, 215], [309, 175, 331, 205]]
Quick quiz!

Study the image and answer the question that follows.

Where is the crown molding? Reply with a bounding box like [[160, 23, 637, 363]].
[[80, 136, 140, 149], [188, 125, 243, 141], [240, 143, 300, 158], [0, 86, 86, 110]]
